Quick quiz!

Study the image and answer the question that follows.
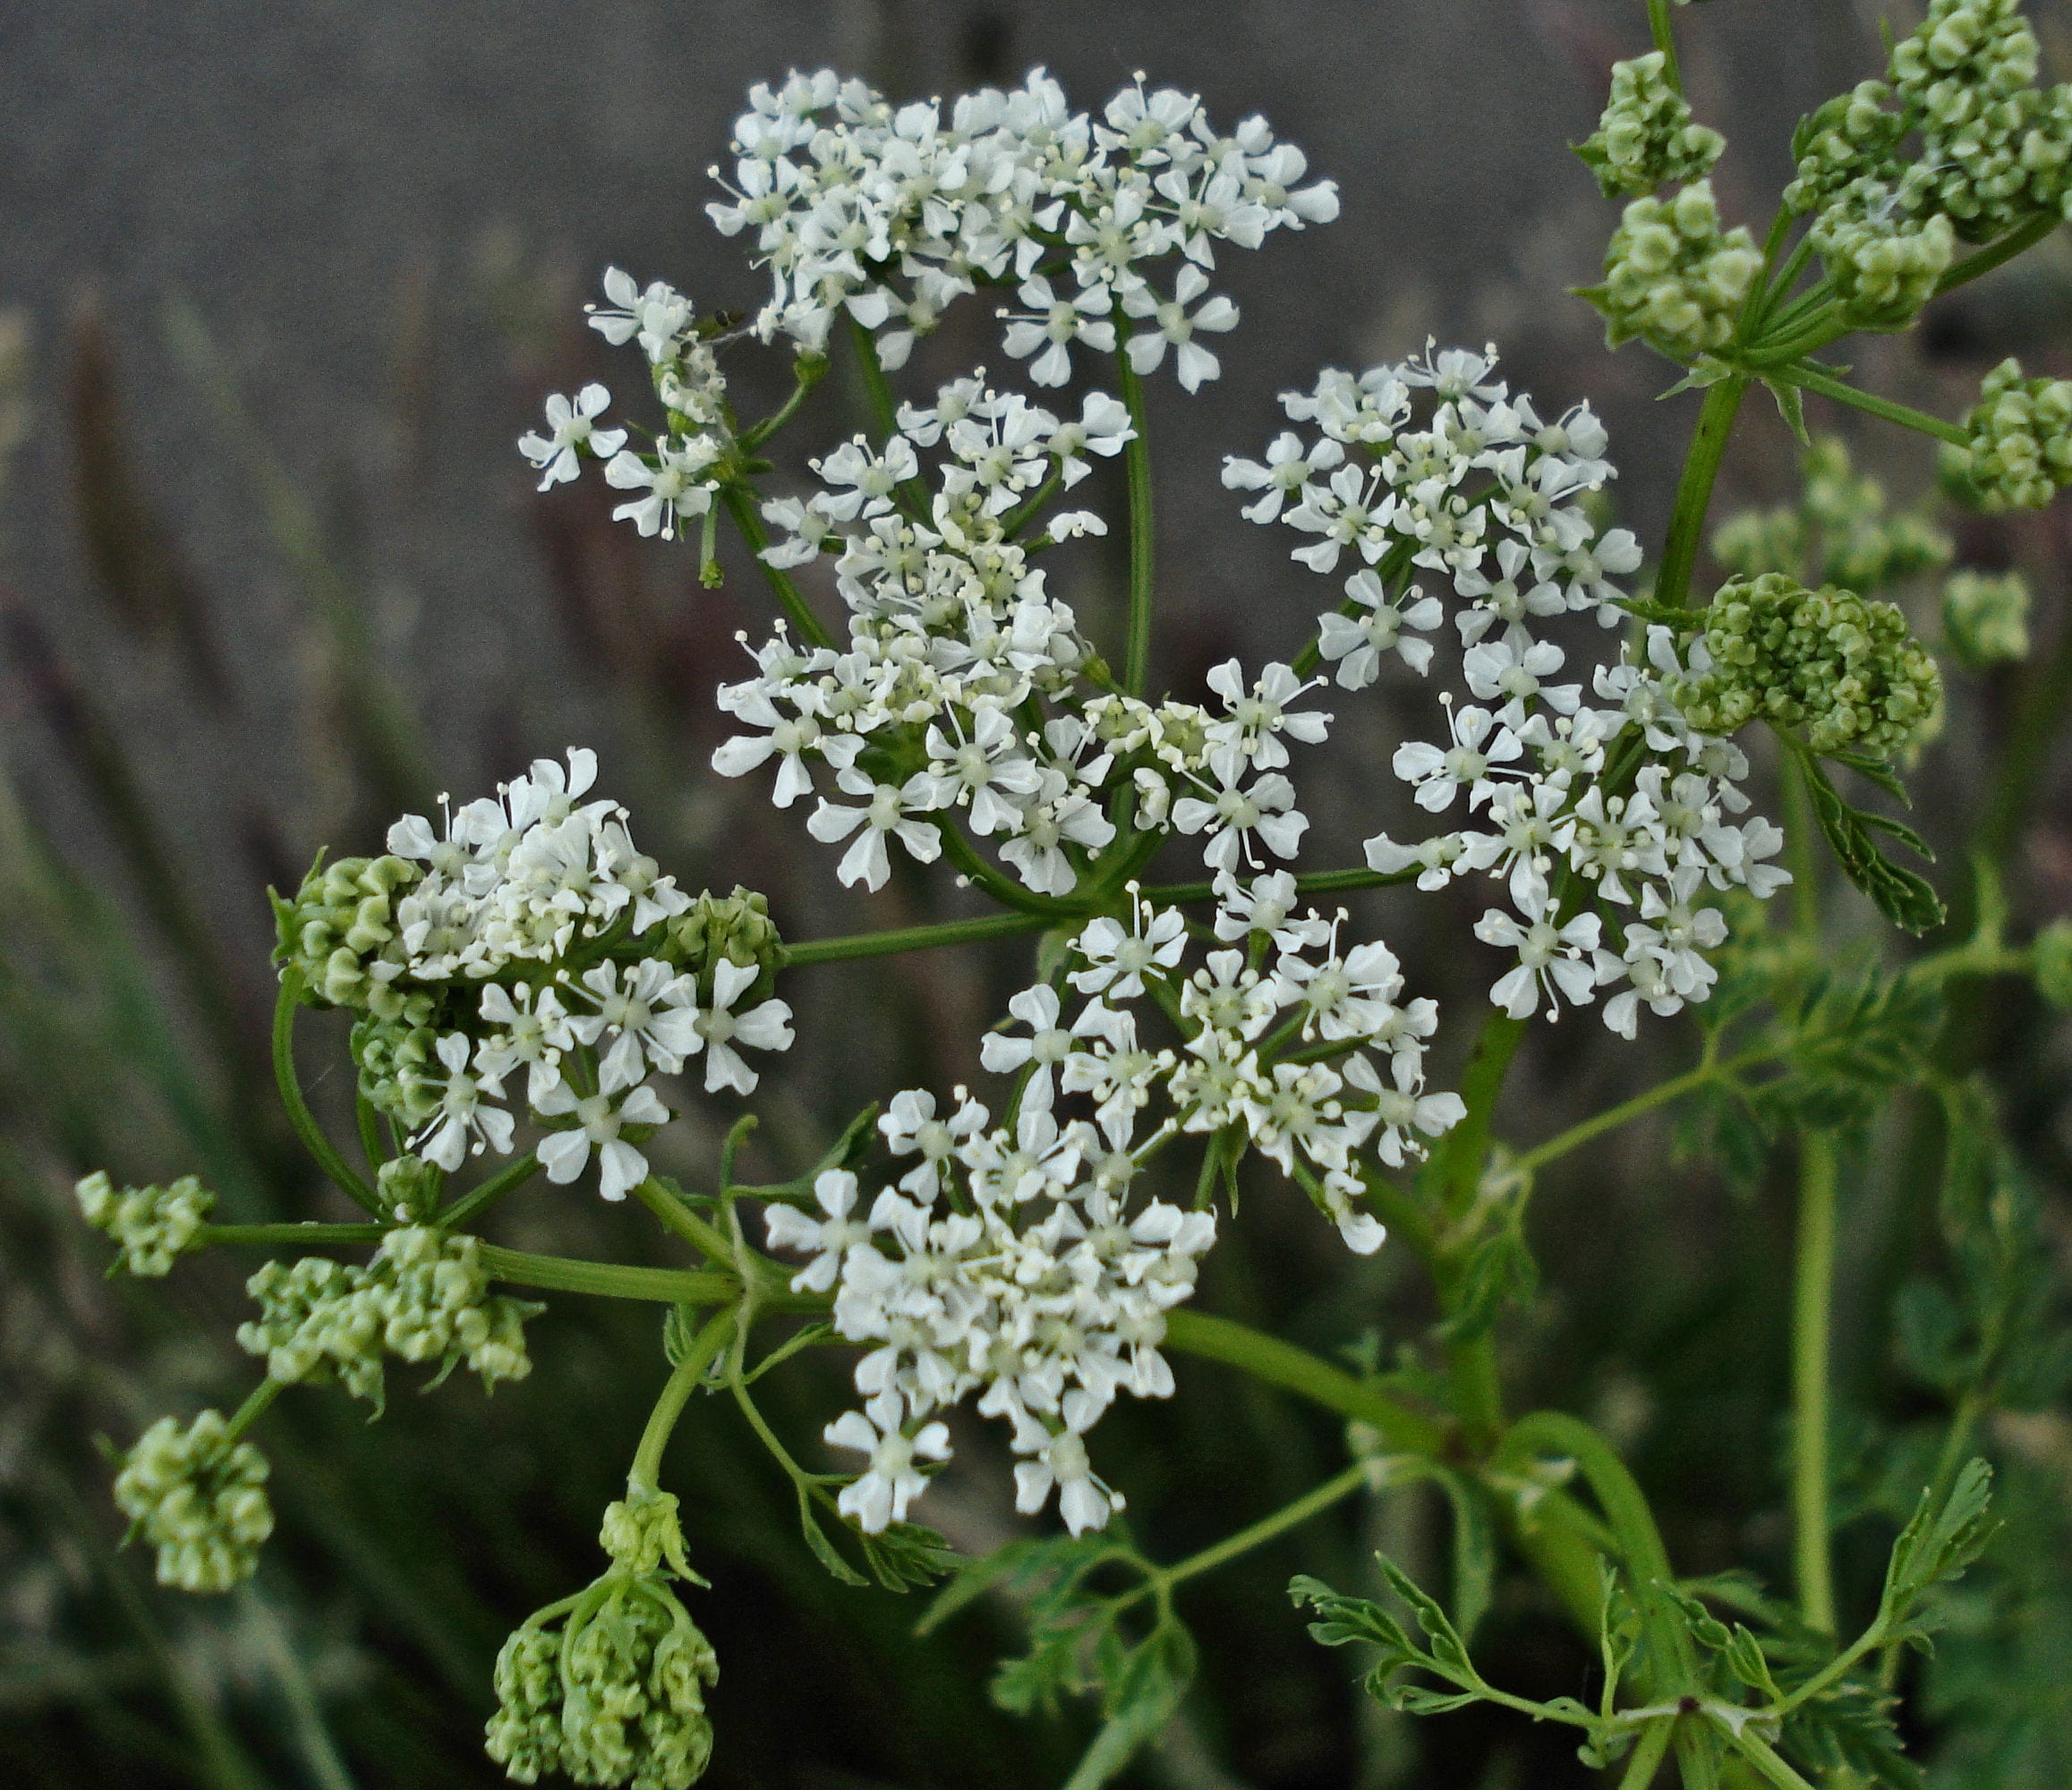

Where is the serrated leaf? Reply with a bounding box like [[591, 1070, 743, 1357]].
[[1829, 749, 1913, 806], [859, 1520, 958, 1592], [917, 1539, 1039, 1636], [1880, 1459, 1997, 1647], [1062, 1619, 1195, 1790], [1796, 752, 1945, 935], [796, 1484, 868, 1588], [1291, 1574, 1411, 1656], [1377, 1554, 1474, 1676]]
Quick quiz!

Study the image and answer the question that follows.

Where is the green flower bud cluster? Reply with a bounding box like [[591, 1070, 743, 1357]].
[[272, 854, 422, 1015], [2034, 917, 2072, 1010], [1574, 53, 1724, 198], [74, 1170, 214, 1277], [662, 886, 784, 1000], [1806, 182, 1956, 328], [1889, 0, 2069, 242], [487, 1489, 719, 1788], [377, 1152, 444, 1221], [113, 1411, 273, 1594], [1941, 567, 2032, 668], [1786, 81, 1912, 217], [352, 1011, 445, 1128], [1671, 572, 1944, 758], [1953, 357, 2072, 510], [1711, 436, 1952, 594], [1585, 181, 1762, 361], [238, 1226, 539, 1411]]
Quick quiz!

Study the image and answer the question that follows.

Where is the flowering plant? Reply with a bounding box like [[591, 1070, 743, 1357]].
[[75, 4, 2072, 1785]]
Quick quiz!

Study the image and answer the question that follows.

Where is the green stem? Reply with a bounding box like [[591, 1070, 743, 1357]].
[[1115, 356, 1156, 696], [1655, 376, 1749, 612], [1645, 0, 1681, 89], [720, 484, 835, 649], [781, 909, 1053, 967], [200, 1222, 386, 1249], [1157, 1461, 1369, 1591], [629, 1308, 738, 1490], [1617, 1718, 1676, 1790], [740, 353, 829, 449], [1783, 362, 1967, 446], [477, 1243, 735, 1306], [1792, 1131, 1838, 1635], [437, 1151, 541, 1232], [1143, 864, 1418, 906], [1718, 1725, 1820, 1790], [271, 976, 380, 1215], [1161, 1309, 1449, 1456], [1935, 209, 2061, 298], [938, 823, 1086, 917], [1510, 1039, 1782, 1181], [223, 1376, 283, 1445], [630, 1176, 737, 1261]]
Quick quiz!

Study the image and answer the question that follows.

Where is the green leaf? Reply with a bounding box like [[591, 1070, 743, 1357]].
[[1795, 750, 1946, 935], [1290, 1574, 1412, 1657], [1377, 1554, 1475, 1678], [1879, 1459, 1998, 1649], [1764, 374, 1812, 446], [858, 1520, 958, 1593], [796, 1484, 868, 1588], [917, 1539, 1039, 1636]]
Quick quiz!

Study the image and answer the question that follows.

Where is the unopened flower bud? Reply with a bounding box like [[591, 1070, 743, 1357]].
[[113, 1411, 273, 1594], [75, 1171, 214, 1277]]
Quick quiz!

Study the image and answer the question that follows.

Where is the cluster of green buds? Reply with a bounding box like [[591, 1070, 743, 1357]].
[[1574, 52, 1724, 198], [1942, 567, 2033, 668], [1950, 357, 2072, 510], [487, 1487, 720, 1789], [1889, 0, 2069, 241], [271, 853, 421, 1015], [1671, 571, 1944, 758], [1806, 183, 1956, 328], [237, 1219, 539, 1412], [1711, 436, 1953, 594], [664, 885, 784, 1001], [112, 1410, 274, 1594], [1583, 180, 1762, 361], [74, 1171, 214, 1277]]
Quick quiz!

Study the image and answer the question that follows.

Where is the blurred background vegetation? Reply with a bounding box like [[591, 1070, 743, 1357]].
[[3, 3, 2071, 1786]]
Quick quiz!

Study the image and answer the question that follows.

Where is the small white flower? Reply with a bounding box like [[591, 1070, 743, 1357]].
[[1069, 887, 1187, 1001], [518, 385, 625, 490], [533, 1076, 670, 1201], [1223, 430, 1343, 524], [686, 959, 795, 1095], [1011, 1412, 1123, 1536], [1122, 264, 1239, 391], [826, 1391, 951, 1533], [766, 1168, 873, 1292], [413, 1033, 515, 1170]]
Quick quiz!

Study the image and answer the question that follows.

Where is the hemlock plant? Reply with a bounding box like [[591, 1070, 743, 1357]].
[[75, 4, 2072, 1785]]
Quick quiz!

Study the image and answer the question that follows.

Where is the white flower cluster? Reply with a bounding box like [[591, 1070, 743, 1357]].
[[519, 269, 735, 541], [345, 751, 793, 1203], [707, 66, 1336, 380], [768, 881, 1461, 1537], [715, 370, 1377, 903], [1227, 343, 1789, 1035]]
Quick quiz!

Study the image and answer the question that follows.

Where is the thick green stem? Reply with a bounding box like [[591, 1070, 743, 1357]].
[[1791, 1132, 1838, 1635], [271, 976, 380, 1215], [1935, 209, 2061, 298], [783, 910, 1055, 967], [1784, 362, 1967, 446], [1162, 1309, 1449, 1456], [629, 1308, 739, 1491], [721, 485, 835, 650], [477, 1244, 734, 1306], [1719, 1725, 1820, 1790], [1645, 0, 1681, 89], [1115, 356, 1156, 696], [1617, 1718, 1676, 1790], [1655, 377, 1748, 612], [200, 1222, 386, 1249]]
